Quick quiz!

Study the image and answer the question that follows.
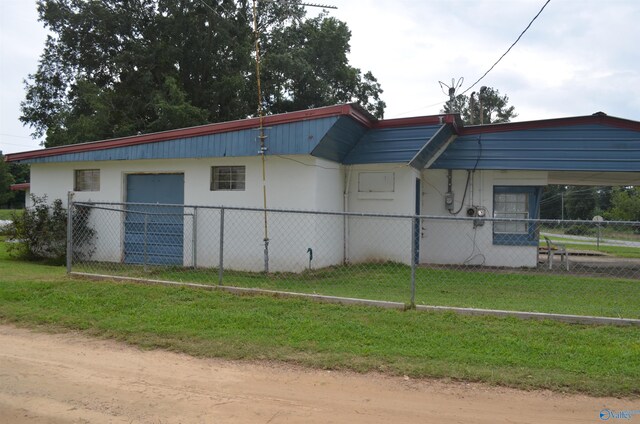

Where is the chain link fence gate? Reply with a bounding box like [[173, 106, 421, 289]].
[[68, 201, 640, 321]]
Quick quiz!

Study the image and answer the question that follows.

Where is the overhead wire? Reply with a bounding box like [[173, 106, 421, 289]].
[[391, 98, 451, 118], [460, 0, 552, 96]]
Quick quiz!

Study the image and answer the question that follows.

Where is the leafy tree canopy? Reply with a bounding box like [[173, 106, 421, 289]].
[[607, 187, 640, 222], [441, 86, 517, 124], [0, 153, 15, 205], [21, 0, 386, 148]]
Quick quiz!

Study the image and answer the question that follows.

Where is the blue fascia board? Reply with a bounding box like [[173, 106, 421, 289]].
[[432, 124, 640, 171], [20, 116, 341, 164], [408, 124, 455, 169], [343, 124, 444, 165]]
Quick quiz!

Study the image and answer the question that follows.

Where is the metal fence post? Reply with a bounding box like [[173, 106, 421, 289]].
[[410, 216, 417, 307], [192, 206, 198, 268], [143, 213, 148, 272], [66, 191, 74, 274], [218, 208, 225, 285]]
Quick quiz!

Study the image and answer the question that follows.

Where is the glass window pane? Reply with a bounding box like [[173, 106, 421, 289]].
[[494, 188, 530, 235], [211, 166, 245, 191], [74, 169, 100, 191]]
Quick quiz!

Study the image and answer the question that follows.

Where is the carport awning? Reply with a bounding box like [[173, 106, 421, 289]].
[[548, 171, 640, 186]]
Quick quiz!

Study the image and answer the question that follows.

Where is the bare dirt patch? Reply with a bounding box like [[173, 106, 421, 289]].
[[0, 325, 635, 423]]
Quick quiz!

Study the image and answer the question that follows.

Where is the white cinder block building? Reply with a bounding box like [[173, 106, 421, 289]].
[[6, 105, 640, 271]]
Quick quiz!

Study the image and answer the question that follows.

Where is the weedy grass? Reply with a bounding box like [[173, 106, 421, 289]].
[[1, 240, 639, 397], [0, 209, 21, 221], [75, 260, 640, 318]]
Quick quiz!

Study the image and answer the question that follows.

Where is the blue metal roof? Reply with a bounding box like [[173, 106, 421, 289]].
[[311, 116, 369, 162], [431, 124, 640, 172], [21, 116, 341, 164], [10, 106, 640, 173], [408, 124, 456, 169], [342, 124, 444, 165]]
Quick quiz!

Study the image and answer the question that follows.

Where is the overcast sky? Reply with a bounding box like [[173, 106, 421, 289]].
[[1, 0, 639, 155]]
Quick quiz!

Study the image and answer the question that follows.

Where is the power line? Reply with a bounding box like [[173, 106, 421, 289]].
[[390, 97, 451, 118], [0, 133, 33, 140], [0, 141, 41, 148], [461, 0, 551, 96]]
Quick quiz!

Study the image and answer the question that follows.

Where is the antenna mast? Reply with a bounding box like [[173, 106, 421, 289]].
[[252, 0, 337, 273], [439, 77, 464, 113]]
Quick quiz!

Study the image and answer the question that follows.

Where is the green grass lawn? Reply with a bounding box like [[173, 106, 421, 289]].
[[0, 209, 17, 220], [1, 239, 639, 397], [75, 260, 640, 319], [543, 235, 640, 259]]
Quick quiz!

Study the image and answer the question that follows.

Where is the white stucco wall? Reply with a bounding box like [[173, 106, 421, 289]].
[[345, 164, 419, 265], [29, 156, 346, 272], [420, 169, 548, 268], [29, 156, 552, 271]]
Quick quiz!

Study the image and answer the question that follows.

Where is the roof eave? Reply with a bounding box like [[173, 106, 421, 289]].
[[461, 113, 640, 135], [5, 104, 376, 163]]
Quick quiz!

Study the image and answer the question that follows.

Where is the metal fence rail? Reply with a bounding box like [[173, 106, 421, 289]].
[[69, 201, 640, 321]]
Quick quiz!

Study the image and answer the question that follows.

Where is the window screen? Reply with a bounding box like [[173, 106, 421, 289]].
[[74, 169, 100, 192]]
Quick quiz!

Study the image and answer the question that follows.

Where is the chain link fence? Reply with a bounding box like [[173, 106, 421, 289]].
[[69, 202, 640, 320]]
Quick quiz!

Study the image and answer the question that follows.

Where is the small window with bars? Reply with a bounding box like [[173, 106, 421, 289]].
[[211, 166, 245, 191], [74, 169, 100, 192]]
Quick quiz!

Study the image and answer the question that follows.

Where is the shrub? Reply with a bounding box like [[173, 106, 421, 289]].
[[564, 224, 596, 236], [6, 195, 95, 264]]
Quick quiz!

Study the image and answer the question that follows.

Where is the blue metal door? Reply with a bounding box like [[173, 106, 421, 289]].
[[124, 174, 184, 265]]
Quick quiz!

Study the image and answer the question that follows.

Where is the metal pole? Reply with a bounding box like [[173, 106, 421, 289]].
[[410, 216, 417, 307], [66, 191, 74, 274], [218, 208, 224, 285], [264, 238, 269, 274], [192, 207, 198, 268], [143, 214, 148, 272], [252, 0, 270, 274]]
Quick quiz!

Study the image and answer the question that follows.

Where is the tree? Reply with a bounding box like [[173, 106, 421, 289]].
[[540, 185, 567, 219], [442, 86, 517, 124], [564, 186, 597, 220], [21, 1, 385, 148], [261, 14, 385, 118], [0, 153, 15, 206], [607, 187, 640, 222]]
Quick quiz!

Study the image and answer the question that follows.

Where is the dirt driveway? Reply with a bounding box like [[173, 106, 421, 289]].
[[0, 325, 636, 423]]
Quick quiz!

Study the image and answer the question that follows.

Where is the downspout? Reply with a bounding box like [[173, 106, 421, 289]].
[[343, 165, 352, 265]]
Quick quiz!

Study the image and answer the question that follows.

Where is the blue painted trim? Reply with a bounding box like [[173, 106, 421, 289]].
[[492, 186, 543, 246]]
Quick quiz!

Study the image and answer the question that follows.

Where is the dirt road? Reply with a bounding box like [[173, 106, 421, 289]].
[[0, 325, 635, 423]]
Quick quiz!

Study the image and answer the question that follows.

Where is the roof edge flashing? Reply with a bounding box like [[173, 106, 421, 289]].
[[461, 114, 640, 135], [5, 103, 375, 163]]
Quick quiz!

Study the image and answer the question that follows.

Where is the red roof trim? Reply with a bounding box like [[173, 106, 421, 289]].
[[459, 114, 640, 135], [10, 183, 30, 191], [5, 104, 374, 162], [373, 114, 459, 129]]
